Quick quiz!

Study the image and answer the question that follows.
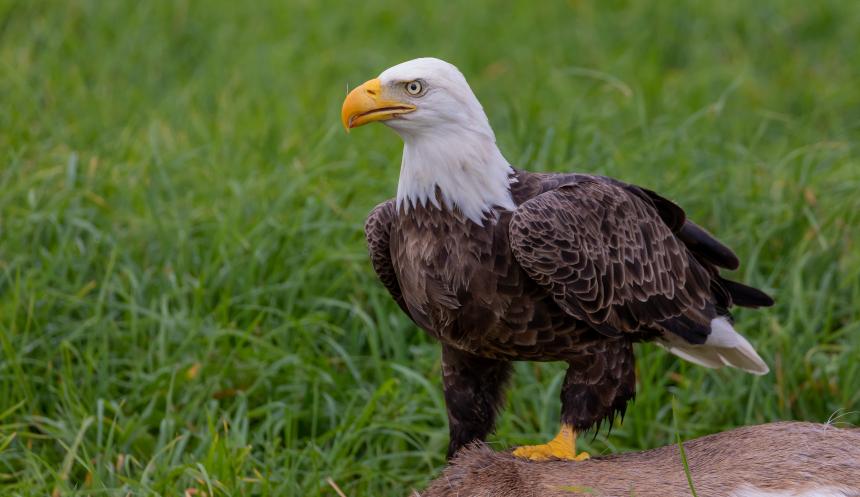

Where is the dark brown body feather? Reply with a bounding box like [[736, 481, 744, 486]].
[[365, 169, 772, 458]]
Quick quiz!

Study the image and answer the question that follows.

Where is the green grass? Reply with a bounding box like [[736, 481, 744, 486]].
[[673, 398, 699, 497], [1, 0, 859, 495]]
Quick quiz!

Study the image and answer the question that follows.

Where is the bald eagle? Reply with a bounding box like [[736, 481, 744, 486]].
[[342, 58, 774, 461]]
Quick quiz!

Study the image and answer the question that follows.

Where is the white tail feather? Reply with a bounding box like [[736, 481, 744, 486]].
[[655, 341, 725, 369], [657, 317, 769, 375]]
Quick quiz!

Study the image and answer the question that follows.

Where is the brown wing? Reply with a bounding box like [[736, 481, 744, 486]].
[[364, 200, 412, 318], [628, 183, 740, 270], [628, 183, 773, 307], [508, 177, 717, 341]]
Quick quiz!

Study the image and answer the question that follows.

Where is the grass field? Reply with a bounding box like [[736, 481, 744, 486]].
[[1, 0, 859, 495]]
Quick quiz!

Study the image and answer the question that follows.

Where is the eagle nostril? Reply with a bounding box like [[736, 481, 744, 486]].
[[366, 88, 377, 96]]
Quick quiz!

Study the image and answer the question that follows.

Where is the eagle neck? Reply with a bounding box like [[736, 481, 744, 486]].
[[396, 129, 516, 225]]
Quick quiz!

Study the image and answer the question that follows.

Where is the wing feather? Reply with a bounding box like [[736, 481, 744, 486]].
[[365, 200, 412, 318], [509, 178, 716, 338]]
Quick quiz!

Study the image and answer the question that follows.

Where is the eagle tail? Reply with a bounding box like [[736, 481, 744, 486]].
[[657, 317, 769, 375]]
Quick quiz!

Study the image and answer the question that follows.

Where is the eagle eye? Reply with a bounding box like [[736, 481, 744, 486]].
[[404, 80, 424, 96]]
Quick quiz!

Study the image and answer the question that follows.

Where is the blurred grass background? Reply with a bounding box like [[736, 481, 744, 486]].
[[1, 0, 859, 495]]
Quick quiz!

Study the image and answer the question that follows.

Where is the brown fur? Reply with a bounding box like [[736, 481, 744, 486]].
[[418, 422, 860, 497]]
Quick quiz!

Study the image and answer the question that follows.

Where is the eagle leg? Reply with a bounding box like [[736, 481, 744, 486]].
[[442, 346, 513, 460], [513, 343, 636, 461], [512, 424, 590, 461]]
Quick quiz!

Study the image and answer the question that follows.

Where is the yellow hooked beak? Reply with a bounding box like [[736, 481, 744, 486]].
[[341, 78, 416, 131]]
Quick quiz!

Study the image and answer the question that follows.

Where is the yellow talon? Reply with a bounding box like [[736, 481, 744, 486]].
[[512, 424, 590, 461]]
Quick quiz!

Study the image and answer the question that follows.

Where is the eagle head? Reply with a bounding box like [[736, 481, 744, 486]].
[[341, 57, 494, 140], [341, 57, 515, 225]]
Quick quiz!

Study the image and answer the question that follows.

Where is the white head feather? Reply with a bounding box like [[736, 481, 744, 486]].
[[377, 58, 515, 224]]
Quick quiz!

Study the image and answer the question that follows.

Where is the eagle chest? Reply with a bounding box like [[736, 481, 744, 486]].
[[391, 209, 515, 346]]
